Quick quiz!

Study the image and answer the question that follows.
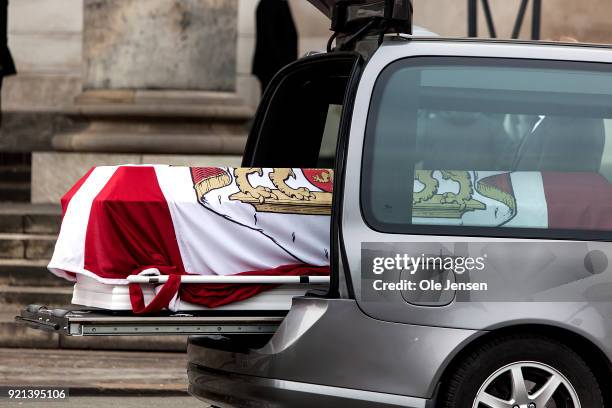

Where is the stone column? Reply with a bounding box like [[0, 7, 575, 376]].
[[83, 0, 237, 91], [33, 0, 250, 203], [51, 0, 251, 156]]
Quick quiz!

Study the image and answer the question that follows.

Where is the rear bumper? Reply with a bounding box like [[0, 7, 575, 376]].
[[188, 364, 430, 408], [188, 297, 481, 407]]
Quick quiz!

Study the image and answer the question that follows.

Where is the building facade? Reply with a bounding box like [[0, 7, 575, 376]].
[[1, 0, 611, 203]]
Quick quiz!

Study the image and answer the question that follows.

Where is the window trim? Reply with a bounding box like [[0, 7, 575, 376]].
[[360, 56, 612, 242]]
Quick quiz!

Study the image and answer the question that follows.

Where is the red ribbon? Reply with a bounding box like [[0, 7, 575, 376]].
[[128, 266, 182, 314]]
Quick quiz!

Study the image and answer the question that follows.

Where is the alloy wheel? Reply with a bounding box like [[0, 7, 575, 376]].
[[472, 361, 581, 408]]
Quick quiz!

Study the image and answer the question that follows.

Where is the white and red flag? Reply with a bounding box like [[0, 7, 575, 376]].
[[50, 166, 611, 313], [412, 170, 612, 230], [49, 166, 333, 313]]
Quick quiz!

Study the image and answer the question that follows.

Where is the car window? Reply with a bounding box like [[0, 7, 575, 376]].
[[247, 57, 356, 169], [318, 104, 343, 168], [361, 57, 612, 239]]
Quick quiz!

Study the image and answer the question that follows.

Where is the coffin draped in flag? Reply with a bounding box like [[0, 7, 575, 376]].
[[49, 166, 333, 313], [50, 166, 612, 313], [412, 170, 612, 230]]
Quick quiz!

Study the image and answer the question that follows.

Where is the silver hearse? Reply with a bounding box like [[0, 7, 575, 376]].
[[187, 1, 612, 407], [18, 1, 612, 407]]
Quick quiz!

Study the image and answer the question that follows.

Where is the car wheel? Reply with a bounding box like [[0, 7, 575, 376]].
[[439, 334, 603, 408]]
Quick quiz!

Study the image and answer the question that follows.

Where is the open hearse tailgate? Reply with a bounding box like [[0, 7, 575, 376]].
[[16, 305, 285, 336]]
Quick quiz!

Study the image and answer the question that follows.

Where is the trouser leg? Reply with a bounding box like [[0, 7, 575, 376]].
[[0, 77, 4, 129]]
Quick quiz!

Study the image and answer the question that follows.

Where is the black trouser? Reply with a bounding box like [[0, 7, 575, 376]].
[[0, 76, 4, 129]]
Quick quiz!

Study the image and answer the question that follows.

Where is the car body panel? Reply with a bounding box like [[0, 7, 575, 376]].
[[188, 297, 479, 401], [189, 39, 612, 407], [188, 364, 430, 408]]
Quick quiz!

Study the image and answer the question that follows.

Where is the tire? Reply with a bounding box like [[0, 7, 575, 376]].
[[439, 334, 603, 408]]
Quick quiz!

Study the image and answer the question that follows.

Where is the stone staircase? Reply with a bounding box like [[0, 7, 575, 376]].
[[0, 203, 64, 288], [0, 204, 186, 351], [0, 154, 32, 202]]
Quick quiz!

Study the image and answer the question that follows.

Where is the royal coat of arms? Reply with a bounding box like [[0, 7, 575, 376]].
[[413, 170, 518, 226], [192, 167, 333, 215]]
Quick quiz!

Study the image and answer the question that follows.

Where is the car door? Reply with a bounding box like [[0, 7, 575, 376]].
[[340, 39, 612, 353]]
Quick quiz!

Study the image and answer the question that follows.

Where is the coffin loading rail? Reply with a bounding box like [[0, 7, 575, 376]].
[[127, 275, 331, 284], [16, 305, 286, 337]]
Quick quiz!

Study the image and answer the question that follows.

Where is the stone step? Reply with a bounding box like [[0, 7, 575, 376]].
[[0, 347, 190, 393], [53, 131, 248, 155], [0, 285, 72, 306], [0, 259, 70, 287], [69, 99, 254, 121], [0, 233, 57, 260], [0, 307, 186, 351], [0, 203, 62, 234], [0, 181, 30, 202], [0, 164, 30, 183], [78, 89, 248, 108], [0, 309, 58, 349]]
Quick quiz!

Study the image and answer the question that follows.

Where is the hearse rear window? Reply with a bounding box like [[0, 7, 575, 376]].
[[361, 57, 612, 239]]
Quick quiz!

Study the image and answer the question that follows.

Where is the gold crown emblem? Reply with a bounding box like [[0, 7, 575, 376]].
[[195, 168, 333, 216], [414, 170, 516, 219]]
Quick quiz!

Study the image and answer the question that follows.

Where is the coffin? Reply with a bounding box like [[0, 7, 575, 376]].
[[50, 166, 612, 313], [49, 166, 333, 312]]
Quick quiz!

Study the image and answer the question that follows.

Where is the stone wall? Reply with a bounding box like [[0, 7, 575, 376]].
[[2, 0, 329, 118], [7, 0, 83, 77], [83, 0, 237, 91], [1, 0, 83, 152], [7, 0, 612, 117], [413, 0, 612, 42], [236, 0, 612, 106]]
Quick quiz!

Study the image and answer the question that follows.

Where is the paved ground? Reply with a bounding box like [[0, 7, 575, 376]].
[[0, 348, 218, 407], [0, 348, 190, 393], [0, 396, 207, 408]]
